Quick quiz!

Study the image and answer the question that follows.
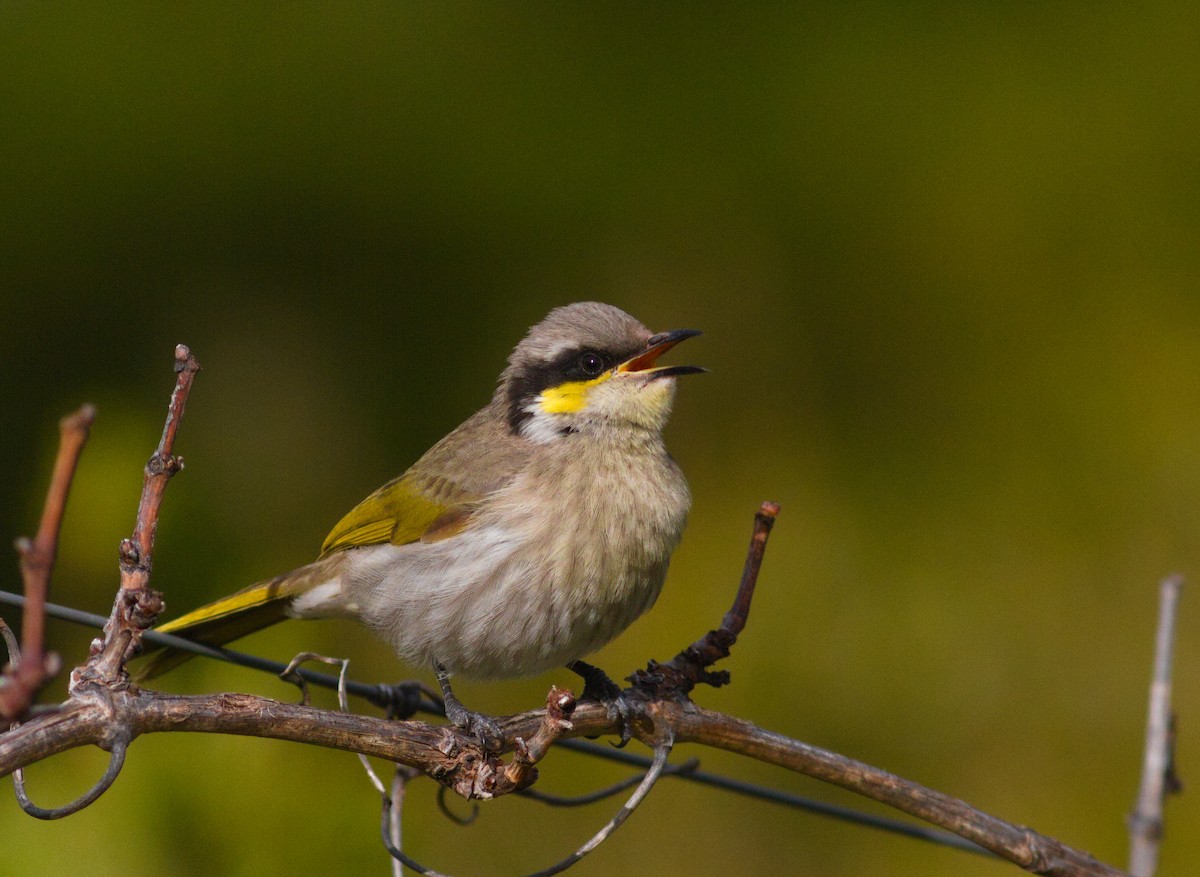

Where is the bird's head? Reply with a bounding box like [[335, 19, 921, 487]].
[[501, 302, 704, 443]]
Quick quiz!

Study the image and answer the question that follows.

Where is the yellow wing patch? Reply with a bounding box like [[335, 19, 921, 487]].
[[320, 476, 450, 557]]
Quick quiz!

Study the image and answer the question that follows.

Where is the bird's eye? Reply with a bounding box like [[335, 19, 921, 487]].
[[577, 352, 606, 377]]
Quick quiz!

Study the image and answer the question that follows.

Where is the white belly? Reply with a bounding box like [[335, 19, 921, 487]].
[[326, 522, 664, 679]]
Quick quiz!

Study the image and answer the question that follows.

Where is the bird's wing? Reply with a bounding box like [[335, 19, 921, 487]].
[[320, 399, 534, 557], [319, 474, 475, 557]]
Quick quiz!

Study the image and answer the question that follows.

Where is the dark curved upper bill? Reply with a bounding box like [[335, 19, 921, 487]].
[[617, 328, 706, 377]]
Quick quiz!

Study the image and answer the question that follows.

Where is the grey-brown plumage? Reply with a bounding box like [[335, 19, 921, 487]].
[[143, 302, 702, 687]]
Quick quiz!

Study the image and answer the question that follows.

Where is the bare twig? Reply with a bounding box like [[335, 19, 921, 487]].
[[0, 404, 95, 722], [517, 734, 674, 877], [0, 587, 998, 858], [80, 345, 199, 686], [496, 686, 576, 795], [127, 344, 199, 582], [722, 500, 780, 635], [629, 500, 778, 698], [1127, 575, 1184, 877]]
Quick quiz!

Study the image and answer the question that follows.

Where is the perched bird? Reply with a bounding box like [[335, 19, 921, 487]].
[[139, 302, 703, 737]]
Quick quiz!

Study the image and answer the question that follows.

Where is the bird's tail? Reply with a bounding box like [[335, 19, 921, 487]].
[[134, 558, 338, 681]]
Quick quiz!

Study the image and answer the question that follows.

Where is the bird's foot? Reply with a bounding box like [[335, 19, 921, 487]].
[[567, 660, 637, 747], [443, 694, 505, 751], [436, 665, 504, 751]]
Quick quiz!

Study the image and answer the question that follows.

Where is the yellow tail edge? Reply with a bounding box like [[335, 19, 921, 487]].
[[134, 576, 298, 681]]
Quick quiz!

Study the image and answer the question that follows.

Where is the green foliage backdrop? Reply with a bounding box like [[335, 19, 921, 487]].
[[1, 4, 1197, 875]]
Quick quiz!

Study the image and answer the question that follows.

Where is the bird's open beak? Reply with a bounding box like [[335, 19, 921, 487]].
[[617, 328, 706, 379]]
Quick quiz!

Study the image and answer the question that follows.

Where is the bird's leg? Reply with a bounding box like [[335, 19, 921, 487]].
[[567, 659, 635, 747], [435, 664, 503, 751]]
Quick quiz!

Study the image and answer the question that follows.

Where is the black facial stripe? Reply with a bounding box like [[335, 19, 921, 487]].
[[506, 342, 644, 433]]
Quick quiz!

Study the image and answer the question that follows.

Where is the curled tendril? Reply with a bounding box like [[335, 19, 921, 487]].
[[14, 734, 129, 820]]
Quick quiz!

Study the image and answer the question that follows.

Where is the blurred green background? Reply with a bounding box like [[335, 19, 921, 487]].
[[2, 4, 1197, 875]]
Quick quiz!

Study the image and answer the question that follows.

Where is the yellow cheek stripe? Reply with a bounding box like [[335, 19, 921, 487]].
[[538, 373, 611, 414]]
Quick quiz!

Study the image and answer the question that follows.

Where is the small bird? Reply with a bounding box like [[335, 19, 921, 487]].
[[139, 302, 703, 737]]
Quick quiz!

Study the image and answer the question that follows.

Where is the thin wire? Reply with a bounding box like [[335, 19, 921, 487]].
[[550, 738, 988, 854], [518, 757, 699, 807], [0, 589, 993, 858], [522, 738, 675, 877], [436, 785, 481, 825]]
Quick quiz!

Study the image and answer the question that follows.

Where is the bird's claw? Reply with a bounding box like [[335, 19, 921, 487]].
[[444, 700, 505, 752], [568, 660, 637, 747], [602, 694, 635, 748]]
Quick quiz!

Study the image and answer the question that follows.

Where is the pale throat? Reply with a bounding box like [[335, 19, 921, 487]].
[[520, 376, 676, 444]]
